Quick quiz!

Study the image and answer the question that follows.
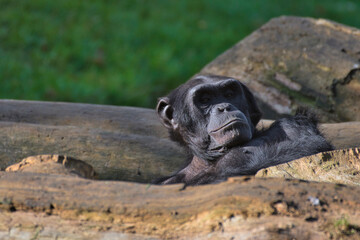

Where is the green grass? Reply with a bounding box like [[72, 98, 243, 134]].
[[334, 216, 360, 236], [1, 0, 360, 108]]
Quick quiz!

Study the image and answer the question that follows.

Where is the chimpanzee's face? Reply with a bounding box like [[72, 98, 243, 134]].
[[157, 75, 261, 160]]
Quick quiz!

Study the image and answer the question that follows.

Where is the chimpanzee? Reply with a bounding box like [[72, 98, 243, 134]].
[[154, 75, 333, 185]]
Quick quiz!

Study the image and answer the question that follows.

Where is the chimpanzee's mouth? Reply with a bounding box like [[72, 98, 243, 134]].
[[210, 118, 246, 133]]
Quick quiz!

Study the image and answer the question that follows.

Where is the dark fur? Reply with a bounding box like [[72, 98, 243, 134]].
[[155, 75, 333, 185]]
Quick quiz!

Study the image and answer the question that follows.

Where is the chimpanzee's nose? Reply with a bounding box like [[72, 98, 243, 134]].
[[217, 103, 232, 112]]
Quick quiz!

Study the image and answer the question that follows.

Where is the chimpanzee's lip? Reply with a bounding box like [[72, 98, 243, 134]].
[[210, 118, 246, 133]]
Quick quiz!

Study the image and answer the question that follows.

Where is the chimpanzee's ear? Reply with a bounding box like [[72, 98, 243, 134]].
[[156, 97, 178, 130], [240, 83, 262, 126]]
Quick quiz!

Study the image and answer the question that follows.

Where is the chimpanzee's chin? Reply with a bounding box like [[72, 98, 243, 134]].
[[209, 125, 253, 151]]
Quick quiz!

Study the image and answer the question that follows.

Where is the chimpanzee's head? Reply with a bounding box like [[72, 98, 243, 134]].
[[156, 75, 262, 160]]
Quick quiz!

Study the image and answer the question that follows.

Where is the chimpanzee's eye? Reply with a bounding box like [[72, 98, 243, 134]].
[[224, 90, 235, 99], [195, 89, 212, 108], [199, 96, 210, 104]]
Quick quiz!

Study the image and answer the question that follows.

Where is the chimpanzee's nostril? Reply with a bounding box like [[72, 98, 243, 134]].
[[217, 104, 231, 112]]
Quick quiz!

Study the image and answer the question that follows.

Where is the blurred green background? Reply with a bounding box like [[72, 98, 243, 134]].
[[1, 0, 359, 108]]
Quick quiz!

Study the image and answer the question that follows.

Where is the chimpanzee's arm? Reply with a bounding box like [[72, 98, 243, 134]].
[[155, 111, 333, 186]]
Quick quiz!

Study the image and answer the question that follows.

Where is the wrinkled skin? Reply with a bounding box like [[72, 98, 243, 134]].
[[155, 75, 333, 186]]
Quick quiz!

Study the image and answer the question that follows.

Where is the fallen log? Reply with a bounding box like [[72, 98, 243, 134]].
[[0, 172, 360, 239], [1, 100, 359, 182], [0, 100, 185, 182], [201, 16, 360, 122]]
